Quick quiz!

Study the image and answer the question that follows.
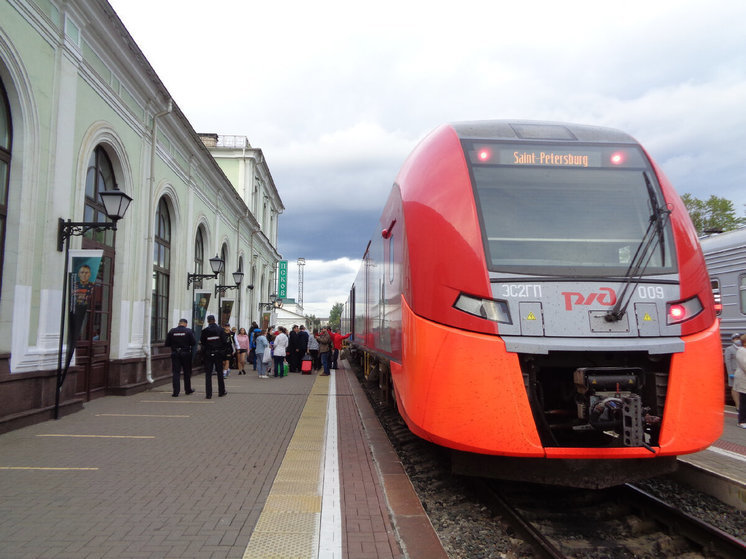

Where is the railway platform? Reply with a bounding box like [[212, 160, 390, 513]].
[[675, 405, 746, 511], [0, 363, 447, 559], [2, 362, 743, 559]]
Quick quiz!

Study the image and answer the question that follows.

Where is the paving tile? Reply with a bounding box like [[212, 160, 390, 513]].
[[0, 366, 450, 559]]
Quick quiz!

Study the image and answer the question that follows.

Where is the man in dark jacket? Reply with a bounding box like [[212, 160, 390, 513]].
[[200, 315, 228, 398], [298, 325, 309, 356], [164, 318, 196, 397], [288, 325, 300, 372]]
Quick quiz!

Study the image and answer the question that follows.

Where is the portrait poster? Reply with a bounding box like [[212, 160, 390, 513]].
[[193, 290, 211, 326], [220, 299, 234, 328], [66, 249, 103, 369]]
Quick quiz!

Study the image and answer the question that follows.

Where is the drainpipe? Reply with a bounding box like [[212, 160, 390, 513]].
[[143, 99, 172, 383], [236, 215, 241, 328], [249, 225, 259, 324]]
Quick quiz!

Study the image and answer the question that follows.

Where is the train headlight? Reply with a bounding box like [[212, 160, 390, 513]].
[[454, 293, 512, 324], [666, 296, 703, 325]]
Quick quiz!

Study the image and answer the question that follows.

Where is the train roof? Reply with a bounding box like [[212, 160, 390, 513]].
[[449, 120, 638, 144], [699, 227, 746, 253]]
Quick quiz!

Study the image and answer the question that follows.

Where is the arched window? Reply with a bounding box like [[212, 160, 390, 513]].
[[219, 244, 228, 285], [193, 227, 205, 288], [152, 198, 171, 342], [84, 146, 117, 247], [195, 228, 204, 273], [0, 79, 12, 294]]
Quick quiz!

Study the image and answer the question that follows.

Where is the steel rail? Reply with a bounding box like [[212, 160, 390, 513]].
[[622, 484, 746, 559], [476, 480, 568, 559]]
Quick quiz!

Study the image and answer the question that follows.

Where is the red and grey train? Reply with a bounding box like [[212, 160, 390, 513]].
[[343, 120, 723, 487]]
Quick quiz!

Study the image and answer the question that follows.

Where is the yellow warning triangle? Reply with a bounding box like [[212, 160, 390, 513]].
[[643, 313, 652, 322], [526, 312, 536, 321]]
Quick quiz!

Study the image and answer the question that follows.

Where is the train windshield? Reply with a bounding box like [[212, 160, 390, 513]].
[[464, 142, 677, 277]]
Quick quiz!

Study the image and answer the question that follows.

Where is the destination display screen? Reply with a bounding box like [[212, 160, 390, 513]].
[[465, 142, 647, 169], [508, 149, 600, 168]]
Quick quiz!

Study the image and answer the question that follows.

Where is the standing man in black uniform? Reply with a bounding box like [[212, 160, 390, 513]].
[[288, 325, 300, 372], [200, 314, 227, 399], [164, 318, 196, 397]]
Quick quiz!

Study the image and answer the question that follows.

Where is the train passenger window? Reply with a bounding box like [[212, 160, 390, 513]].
[[711, 278, 721, 315], [740, 275, 746, 314]]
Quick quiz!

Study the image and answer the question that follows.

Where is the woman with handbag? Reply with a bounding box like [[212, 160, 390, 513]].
[[254, 328, 271, 379], [272, 326, 289, 378]]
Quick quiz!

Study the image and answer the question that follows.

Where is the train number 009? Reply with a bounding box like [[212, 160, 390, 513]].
[[637, 286, 665, 299]]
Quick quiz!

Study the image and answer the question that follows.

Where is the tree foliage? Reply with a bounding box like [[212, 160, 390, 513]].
[[681, 193, 745, 236], [328, 302, 344, 330]]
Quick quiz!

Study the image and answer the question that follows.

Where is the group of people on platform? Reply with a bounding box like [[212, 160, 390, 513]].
[[164, 316, 349, 398], [252, 323, 349, 379], [724, 332, 746, 428]]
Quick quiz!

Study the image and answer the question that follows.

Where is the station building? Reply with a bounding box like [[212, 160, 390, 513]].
[[0, 0, 284, 431]]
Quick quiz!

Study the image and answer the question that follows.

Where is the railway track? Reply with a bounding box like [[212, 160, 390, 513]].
[[479, 479, 746, 559], [355, 367, 746, 558]]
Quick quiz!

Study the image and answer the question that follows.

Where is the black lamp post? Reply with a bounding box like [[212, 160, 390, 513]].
[[55, 187, 133, 419], [215, 270, 244, 325], [245, 283, 254, 325]]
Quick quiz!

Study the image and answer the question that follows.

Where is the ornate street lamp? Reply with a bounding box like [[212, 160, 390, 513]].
[[214, 270, 244, 297], [259, 293, 284, 311], [215, 270, 243, 326], [57, 187, 133, 251], [187, 254, 224, 289], [55, 187, 133, 419]]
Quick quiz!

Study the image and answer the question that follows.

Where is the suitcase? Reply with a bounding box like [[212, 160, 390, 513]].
[[301, 355, 313, 374]]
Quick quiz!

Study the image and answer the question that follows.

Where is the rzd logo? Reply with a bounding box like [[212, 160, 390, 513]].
[[561, 287, 617, 311]]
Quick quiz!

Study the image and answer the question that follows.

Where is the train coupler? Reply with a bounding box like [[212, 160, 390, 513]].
[[573, 367, 651, 446]]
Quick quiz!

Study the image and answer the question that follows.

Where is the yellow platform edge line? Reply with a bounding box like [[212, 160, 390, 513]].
[[242, 373, 330, 559]]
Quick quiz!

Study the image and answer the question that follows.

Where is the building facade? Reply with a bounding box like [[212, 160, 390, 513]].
[[198, 133, 285, 322], [0, 0, 283, 431]]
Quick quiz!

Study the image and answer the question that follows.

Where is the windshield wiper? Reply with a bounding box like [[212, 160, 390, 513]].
[[605, 173, 671, 322], [644, 171, 668, 265]]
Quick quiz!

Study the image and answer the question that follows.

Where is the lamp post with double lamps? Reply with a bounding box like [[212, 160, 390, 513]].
[[55, 186, 133, 419], [215, 270, 244, 326], [187, 254, 224, 329]]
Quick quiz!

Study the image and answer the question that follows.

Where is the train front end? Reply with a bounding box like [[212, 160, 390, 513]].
[[395, 121, 723, 486]]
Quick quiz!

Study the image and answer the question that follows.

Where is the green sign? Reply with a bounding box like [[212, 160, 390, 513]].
[[278, 260, 288, 298]]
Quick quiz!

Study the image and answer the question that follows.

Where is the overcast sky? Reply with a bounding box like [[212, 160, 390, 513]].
[[109, 0, 746, 318]]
